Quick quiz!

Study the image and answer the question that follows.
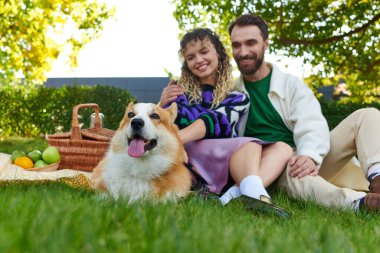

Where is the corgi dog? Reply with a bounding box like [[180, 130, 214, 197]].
[[91, 102, 191, 202]]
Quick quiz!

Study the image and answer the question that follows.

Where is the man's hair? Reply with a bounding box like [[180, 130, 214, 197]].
[[178, 28, 234, 108], [228, 14, 269, 40]]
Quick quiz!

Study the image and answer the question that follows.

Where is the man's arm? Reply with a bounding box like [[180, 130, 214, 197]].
[[158, 80, 184, 107], [287, 78, 330, 178]]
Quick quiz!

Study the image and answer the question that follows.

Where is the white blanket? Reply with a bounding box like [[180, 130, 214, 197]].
[[0, 153, 92, 183]]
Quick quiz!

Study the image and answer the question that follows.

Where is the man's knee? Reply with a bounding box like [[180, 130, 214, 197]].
[[354, 107, 380, 119], [277, 166, 318, 196]]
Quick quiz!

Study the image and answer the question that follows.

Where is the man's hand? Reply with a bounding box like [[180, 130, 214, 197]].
[[159, 80, 184, 107], [289, 155, 318, 178]]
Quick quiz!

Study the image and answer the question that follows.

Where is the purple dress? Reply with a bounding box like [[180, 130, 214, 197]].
[[169, 85, 268, 194]]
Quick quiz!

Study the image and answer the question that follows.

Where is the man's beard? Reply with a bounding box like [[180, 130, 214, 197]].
[[235, 49, 265, 76]]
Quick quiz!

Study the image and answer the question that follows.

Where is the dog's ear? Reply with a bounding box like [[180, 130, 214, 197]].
[[166, 102, 178, 122], [119, 101, 135, 129], [126, 101, 134, 111], [124, 101, 135, 117]]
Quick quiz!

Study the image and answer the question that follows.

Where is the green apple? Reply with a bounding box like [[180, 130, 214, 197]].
[[27, 150, 42, 162], [11, 150, 26, 163], [34, 160, 48, 168], [42, 146, 61, 164]]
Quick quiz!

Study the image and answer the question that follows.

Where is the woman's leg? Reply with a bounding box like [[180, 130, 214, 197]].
[[228, 142, 272, 201], [229, 142, 262, 184], [220, 141, 292, 205], [226, 142, 292, 202], [229, 141, 292, 186], [258, 142, 293, 187]]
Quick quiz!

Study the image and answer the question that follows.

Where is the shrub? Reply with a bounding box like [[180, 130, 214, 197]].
[[0, 85, 136, 137], [319, 99, 380, 129], [1, 84, 378, 137]]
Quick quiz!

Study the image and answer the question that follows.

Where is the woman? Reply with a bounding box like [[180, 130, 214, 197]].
[[160, 28, 292, 206]]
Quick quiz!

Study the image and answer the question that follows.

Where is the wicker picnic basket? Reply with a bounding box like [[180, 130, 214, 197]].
[[46, 103, 115, 172]]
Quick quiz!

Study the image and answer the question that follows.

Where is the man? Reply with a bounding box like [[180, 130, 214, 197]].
[[160, 14, 380, 212]]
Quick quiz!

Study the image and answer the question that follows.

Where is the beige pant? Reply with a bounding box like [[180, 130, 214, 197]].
[[276, 108, 380, 209]]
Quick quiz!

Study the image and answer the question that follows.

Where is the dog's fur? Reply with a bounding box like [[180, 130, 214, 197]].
[[91, 102, 191, 202]]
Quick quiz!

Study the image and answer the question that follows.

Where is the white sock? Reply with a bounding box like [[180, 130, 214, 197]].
[[219, 185, 241, 206], [367, 163, 380, 181], [239, 175, 270, 200], [354, 198, 360, 210]]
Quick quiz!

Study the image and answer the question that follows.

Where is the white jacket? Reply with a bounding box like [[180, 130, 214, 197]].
[[236, 63, 330, 168]]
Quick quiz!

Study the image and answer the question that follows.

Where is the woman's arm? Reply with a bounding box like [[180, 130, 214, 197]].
[[198, 91, 250, 138], [178, 119, 206, 144], [175, 91, 249, 142]]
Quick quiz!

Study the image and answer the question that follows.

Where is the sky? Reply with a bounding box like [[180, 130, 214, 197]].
[[47, 0, 307, 79]]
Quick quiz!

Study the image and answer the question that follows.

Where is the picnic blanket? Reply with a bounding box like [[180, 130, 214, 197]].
[[0, 153, 94, 190]]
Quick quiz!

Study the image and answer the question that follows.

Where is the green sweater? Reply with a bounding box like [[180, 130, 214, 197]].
[[244, 72, 296, 147]]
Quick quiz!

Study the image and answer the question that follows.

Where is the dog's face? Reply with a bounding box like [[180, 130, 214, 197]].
[[113, 102, 179, 158]]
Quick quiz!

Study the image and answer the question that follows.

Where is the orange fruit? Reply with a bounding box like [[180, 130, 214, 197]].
[[14, 156, 34, 170]]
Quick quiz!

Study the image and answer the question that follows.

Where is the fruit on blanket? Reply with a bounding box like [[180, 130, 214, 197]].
[[42, 146, 61, 164], [11, 150, 26, 163], [14, 156, 34, 169], [34, 160, 48, 168], [27, 150, 42, 162]]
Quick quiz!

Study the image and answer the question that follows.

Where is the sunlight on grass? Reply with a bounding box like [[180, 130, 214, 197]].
[[0, 182, 378, 252], [0, 138, 379, 252], [0, 137, 47, 154]]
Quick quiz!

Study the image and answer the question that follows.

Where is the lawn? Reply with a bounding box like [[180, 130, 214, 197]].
[[0, 138, 379, 252], [0, 137, 47, 154]]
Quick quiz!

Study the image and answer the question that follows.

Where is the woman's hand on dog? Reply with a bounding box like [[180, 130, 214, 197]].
[[159, 80, 184, 107], [184, 150, 188, 163]]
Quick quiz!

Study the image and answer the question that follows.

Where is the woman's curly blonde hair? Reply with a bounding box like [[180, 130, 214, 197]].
[[178, 28, 235, 108]]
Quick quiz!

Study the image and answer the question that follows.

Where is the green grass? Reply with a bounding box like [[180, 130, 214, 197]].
[[0, 136, 47, 154], [0, 138, 379, 252]]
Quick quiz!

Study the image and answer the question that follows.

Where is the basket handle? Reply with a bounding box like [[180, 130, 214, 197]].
[[71, 103, 102, 140]]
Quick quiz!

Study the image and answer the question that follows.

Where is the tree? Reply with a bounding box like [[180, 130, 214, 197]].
[[0, 0, 114, 85], [172, 0, 380, 101]]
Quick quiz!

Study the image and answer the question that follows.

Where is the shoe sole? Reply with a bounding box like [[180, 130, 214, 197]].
[[231, 194, 292, 219]]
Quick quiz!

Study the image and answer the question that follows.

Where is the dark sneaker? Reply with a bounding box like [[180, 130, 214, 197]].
[[369, 176, 380, 194], [229, 194, 291, 219], [363, 193, 380, 212]]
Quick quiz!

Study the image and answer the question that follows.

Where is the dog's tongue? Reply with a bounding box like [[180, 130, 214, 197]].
[[128, 139, 145, 157]]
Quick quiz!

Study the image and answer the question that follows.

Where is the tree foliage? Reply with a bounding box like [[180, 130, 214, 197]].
[[172, 0, 380, 101], [0, 0, 114, 85]]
